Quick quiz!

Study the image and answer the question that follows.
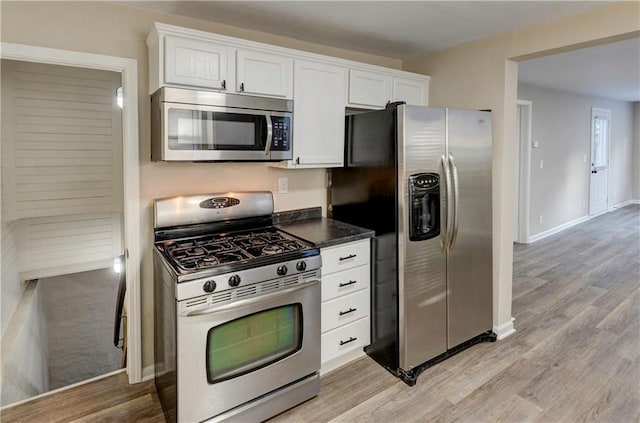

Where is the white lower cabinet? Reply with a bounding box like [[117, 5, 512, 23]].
[[320, 239, 371, 373]]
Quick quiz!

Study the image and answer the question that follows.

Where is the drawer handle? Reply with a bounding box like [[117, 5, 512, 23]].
[[339, 336, 357, 346], [339, 307, 357, 316], [339, 254, 357, 261], [221, 79, 227, 90], [339, 280, 357, 288]]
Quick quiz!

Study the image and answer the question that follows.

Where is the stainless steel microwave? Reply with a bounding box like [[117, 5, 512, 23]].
[[151, 87, 293, 162]]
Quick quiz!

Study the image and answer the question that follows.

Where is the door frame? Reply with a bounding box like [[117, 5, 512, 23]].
[[589, 107, 611, 216], [515, 99, 532, 243], [0, 42, 142, 384]]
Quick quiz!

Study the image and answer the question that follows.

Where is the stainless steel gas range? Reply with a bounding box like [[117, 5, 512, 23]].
[[153, 192, 321, 423]]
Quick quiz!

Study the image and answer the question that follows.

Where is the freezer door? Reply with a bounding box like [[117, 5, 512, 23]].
[[397, 105, 448, 371], [446, 109, 493, 348]]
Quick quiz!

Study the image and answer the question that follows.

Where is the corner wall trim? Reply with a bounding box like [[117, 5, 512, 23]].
[[142, 365, 155, 383], [493, 317, 516, 340], [528, 215, 590, 243]]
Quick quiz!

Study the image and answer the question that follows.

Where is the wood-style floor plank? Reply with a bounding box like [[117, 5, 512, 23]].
[[2, 205, 638, 423]]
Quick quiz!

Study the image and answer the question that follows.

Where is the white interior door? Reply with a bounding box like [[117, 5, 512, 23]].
[[589, 108, 610, 216]]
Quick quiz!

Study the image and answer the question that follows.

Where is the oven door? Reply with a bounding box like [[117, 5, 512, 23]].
[[161, 102, 292, 161], [176, 279, 320, 423]]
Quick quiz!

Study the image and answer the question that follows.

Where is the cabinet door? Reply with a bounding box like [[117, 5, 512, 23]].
[[165, 36, 229, 90], [348, 69, 392, 108], [236, 49, 293, 98], [293, 60, 347, 167], [393, 77, 428, 106]]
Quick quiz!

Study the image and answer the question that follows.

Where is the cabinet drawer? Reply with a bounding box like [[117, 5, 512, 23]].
[[321, 265, 370, 302], [322, 289, 370, 332], [321, 239, 370, 275], [321, 317, 370, 364]]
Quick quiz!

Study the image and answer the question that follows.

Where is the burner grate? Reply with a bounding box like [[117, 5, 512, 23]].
[[160, 227, 310, 272]]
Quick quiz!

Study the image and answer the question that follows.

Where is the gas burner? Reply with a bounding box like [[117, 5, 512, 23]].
[[204, 242, 235, 254], [262, 245, 284, 255], [171, 246, 207, 259]]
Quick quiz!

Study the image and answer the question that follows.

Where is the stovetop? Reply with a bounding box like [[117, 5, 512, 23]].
[[156, 226, 317, 278]]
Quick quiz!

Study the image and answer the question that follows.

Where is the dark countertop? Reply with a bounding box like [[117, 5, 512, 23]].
[[276, 217, 374, 249]]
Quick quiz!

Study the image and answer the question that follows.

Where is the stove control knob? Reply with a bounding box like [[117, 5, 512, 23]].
[[296, 261, 307, 272], [277, 264, 288, 276], [228, 275, 241, 287], [203, 280, 217, 293]]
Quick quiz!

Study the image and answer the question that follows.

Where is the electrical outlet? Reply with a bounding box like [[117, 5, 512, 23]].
[[532, 141, 540, 149], [539, 160, 544, 169], [277, 177, 288, 194], [538, 214, 543, 224]]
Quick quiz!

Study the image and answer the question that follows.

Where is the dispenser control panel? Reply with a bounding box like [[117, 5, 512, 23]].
[[408, 172, 440, 241]]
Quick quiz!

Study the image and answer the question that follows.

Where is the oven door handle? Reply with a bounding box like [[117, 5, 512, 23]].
[[180, 279, 320, 317]]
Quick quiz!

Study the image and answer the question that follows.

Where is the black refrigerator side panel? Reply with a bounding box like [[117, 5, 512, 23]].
[[366, 233, 398, 371], [330, 106, 399, 372]]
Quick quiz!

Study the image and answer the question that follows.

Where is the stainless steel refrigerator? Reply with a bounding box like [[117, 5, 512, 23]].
[[329, 104, 495, 385]]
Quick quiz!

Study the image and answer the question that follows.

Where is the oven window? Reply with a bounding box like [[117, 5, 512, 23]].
[[206, 304, 302, 384], [167, 108, 267, 150]]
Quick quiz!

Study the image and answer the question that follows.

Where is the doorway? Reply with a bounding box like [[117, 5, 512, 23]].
[[589, 107, 611, 216], [0, 60, 125, 406], [0, 42, 142, 390]]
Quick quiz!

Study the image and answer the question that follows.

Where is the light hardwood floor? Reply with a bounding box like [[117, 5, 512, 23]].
[[2, 205, 638, 422]]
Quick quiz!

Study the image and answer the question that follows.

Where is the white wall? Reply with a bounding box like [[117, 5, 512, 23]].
[[403, 1, 640, 334], [0, 281, 48, 406], [518, 83, 635, 235], [0, 1, 402, 371], [633, 102, 640, 200], [0, 220, 21, 335]]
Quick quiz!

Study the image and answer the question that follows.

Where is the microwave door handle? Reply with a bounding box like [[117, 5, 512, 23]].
[[264, 113, 273, 155]]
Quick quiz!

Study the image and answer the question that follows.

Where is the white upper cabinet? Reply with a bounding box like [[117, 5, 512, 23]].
[[147, 23, 430, 168], [348, 70, 429, 108], [292, 60, 348, 168], [164, 36, 231, 91], [393, 76, 428, 106], [348, 69, 393, 108], [236, 49, 293, 98]]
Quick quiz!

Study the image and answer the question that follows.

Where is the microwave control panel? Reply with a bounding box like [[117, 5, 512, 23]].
[[271, 116, 290, 151]]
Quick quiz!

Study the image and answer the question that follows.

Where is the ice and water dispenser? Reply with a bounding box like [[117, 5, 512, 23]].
[[408, 173, 440, 241]]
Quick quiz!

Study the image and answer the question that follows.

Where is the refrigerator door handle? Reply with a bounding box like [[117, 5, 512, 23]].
[[448, 153, 460, 250], [440, 154, 453, 251]]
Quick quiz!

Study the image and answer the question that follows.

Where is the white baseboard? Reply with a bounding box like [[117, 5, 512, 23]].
[[493, 317, 516, 340], [609, 199, 639, 211], [528, 215, 590, 243], [142, 364, 155, 382], [320, 349, 366, 376]]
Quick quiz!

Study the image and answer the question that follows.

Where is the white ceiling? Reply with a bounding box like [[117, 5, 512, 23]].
[[120, 1, 638, 102], [518, 37, 640, 102], [121, 1, 608, 59]]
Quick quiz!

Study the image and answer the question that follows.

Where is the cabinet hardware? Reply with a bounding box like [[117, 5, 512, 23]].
[[339, 307, 357, 316], [221, 80, 226, 90], [339, 254, 357, 261], [339, 336, 357, 346], [240, 82, 245, 92], [296, 157, 300, 165], [339, 280, 357, 287]]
